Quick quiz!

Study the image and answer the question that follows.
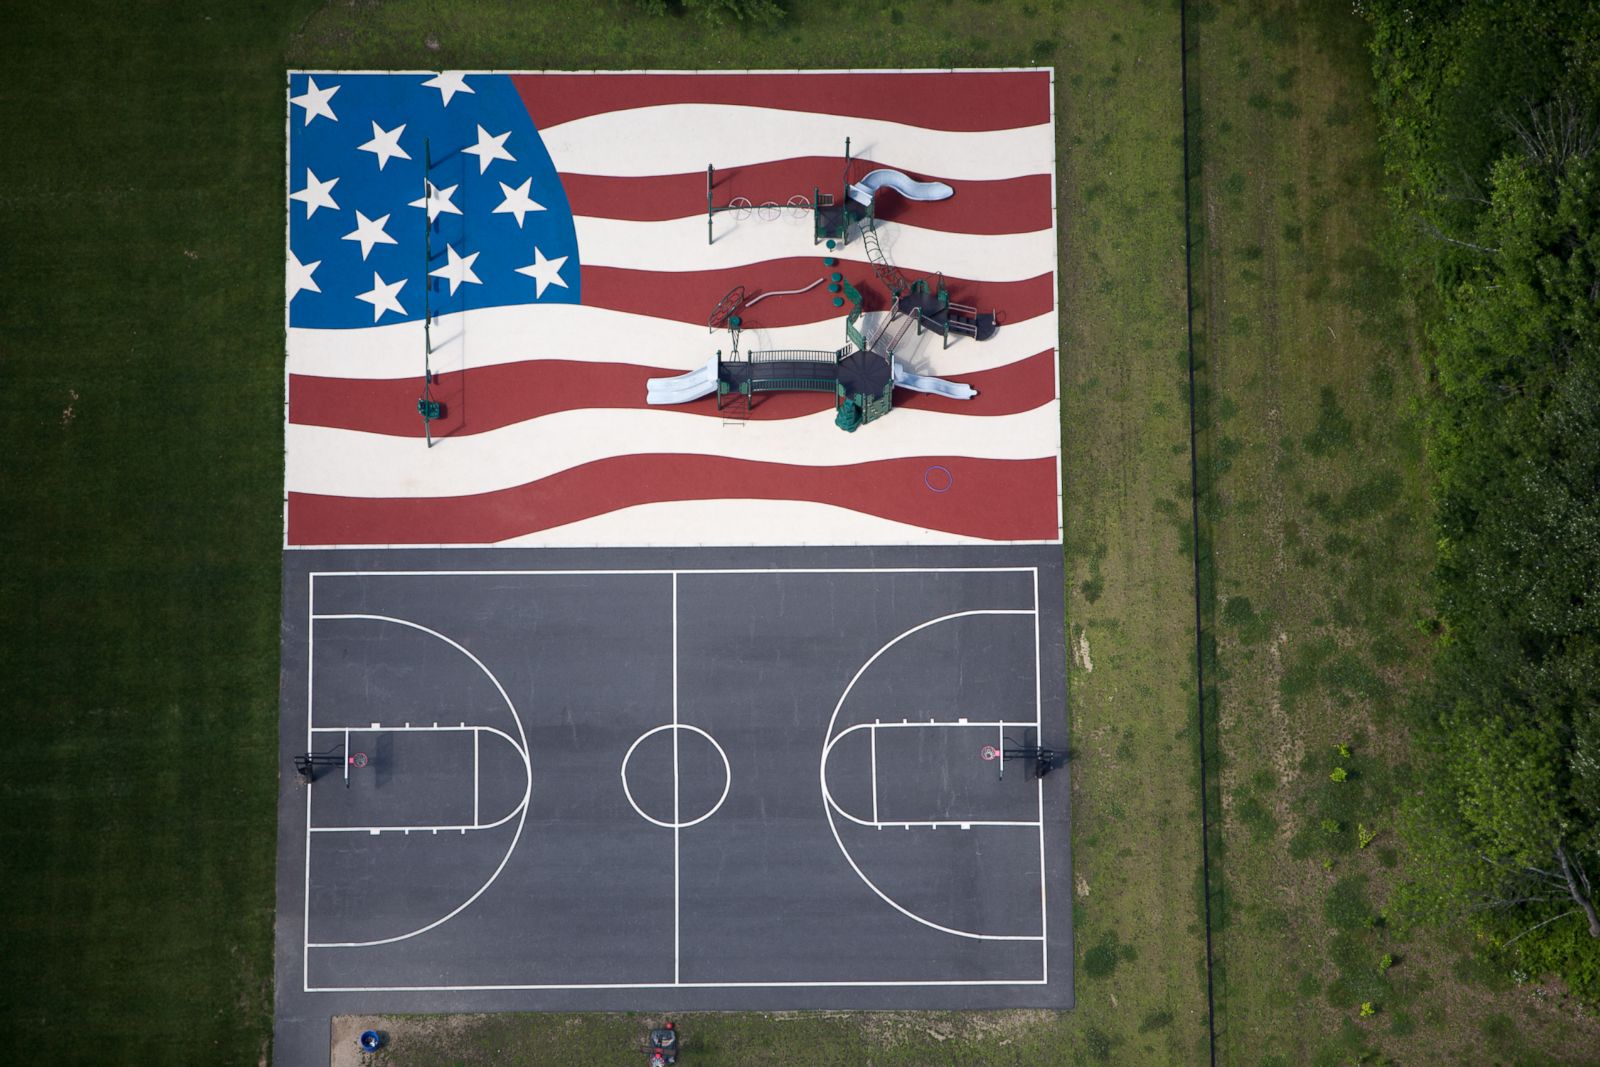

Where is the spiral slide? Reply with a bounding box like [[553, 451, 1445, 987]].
[[847, 168, 956, 207], [646, 354, 719, 405]]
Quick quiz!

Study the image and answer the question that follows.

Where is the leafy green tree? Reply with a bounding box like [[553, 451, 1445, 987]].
[[1365, 0, 1600, 996]]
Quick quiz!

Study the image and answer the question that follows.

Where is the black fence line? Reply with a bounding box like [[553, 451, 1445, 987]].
[[1179, 1, 1221, 1064]]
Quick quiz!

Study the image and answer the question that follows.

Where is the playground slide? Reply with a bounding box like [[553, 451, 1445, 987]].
[[892, 362, 977, 400], [848, 168, 955, 207], [647, 355, 719, 405]]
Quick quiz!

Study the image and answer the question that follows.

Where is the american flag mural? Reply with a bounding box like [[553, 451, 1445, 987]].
[[285, 70, 1060, 547]]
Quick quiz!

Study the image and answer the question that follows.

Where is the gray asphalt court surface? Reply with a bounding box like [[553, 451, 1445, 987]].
[[274, 545, 1071, 1062]]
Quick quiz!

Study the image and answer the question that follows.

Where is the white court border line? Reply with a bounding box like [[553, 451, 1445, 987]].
[[300, 565, 1054, 992]]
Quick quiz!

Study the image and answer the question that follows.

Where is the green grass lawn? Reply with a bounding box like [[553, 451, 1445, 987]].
[[1, 2, 311, 1063], [6, 1, 1599, 1064]]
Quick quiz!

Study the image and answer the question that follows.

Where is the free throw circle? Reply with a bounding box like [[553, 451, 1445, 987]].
[[981, 745, 1000, 762], [924, 465, 954, 494]]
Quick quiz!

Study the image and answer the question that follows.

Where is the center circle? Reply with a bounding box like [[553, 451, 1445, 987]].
[[620, 724, 731, 829]]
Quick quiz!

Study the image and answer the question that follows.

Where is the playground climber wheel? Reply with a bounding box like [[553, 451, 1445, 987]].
[[757, 201, 781, 222], [729, 196, 753, 220], [787, 194, 811, 219]]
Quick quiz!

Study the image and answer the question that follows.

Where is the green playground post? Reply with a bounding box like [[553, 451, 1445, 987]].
[[422, 137, 435, 447]]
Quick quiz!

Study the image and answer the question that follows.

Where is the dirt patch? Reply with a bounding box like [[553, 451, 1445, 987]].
[[855, 1009, 1058, 1048], [332, 1015, 492, 1066], [1073, 628, 1094, 672]]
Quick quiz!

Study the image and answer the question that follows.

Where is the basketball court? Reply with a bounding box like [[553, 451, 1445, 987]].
[[277, 548, 1068, 1010]]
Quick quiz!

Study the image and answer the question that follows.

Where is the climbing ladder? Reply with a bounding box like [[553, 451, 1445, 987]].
[[860, 205, 911, 297]]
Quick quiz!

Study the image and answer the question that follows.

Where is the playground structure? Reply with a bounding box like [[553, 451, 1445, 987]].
[[664, 142, 997, 431]]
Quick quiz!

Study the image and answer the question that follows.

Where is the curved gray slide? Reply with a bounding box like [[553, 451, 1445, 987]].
[[848, 168, 955, 207]]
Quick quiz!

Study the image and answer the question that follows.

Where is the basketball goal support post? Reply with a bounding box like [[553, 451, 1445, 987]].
[[417, 136, 442, 447], [294, 743, 366, 789], [983, 730, 1060, 782]]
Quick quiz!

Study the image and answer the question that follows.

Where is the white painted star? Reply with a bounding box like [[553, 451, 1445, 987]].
[[515, 247, 570, 299], [429, 244, 482, 296], [462, 124, 515, 174], [408, 180, 462, 223], [355, 272, 407, 322], [289, 168, 340, 218], [492, 178, 546, 228], [289, 76, 339, 125], [287, 252, 321, 300], [341, 211, 397, 261], [421, 71, 475, 107], [357, 121, 410, 170]]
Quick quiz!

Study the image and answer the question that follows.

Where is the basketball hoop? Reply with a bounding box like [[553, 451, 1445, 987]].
[[348, 752, 368, 769], [980, 745, 1000, 762]]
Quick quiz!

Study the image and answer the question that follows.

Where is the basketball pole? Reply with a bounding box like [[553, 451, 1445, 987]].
[[421, 136, 435, 448]]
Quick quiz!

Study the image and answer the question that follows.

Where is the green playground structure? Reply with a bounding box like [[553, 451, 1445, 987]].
[[654, 140, 997, 431]]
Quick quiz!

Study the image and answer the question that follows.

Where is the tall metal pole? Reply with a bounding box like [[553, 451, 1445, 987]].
[[422, 137, 434, 448], [706, 164, 714, 245]]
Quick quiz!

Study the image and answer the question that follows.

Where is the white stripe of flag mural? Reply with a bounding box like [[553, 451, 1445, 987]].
[[284, 70, 1061, 547]]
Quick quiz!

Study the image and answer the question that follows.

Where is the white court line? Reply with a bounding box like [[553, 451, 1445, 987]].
[[309, 566, 1037, 577], [304, 613, 531, 950], [847, 718, 1038, 731], [672, 572, 680, 986], [1034, 569, 1048, 982], [474, 728, 479, 828], [819, 609, 1044, 941], [870, 722, 878, 825], [308, 977, 1050, 993], [302, 565, 1053, 986], [302, 573, 314, 994], [312, 822, 513, 834]]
